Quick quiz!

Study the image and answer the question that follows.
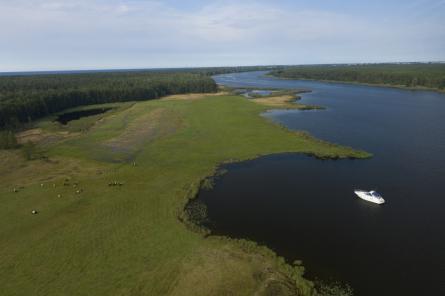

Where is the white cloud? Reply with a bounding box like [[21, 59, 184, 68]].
[[0, 0, 444, 71]]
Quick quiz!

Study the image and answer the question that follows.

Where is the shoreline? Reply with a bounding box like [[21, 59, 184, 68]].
[[181, 105, 372, 282], [265, 74, 445, 94], [183, 148, 370, 292], [1, 92, 368, 295]]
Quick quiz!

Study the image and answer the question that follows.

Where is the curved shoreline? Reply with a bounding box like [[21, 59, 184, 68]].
[[181, 100, 372, 292], [182, 150, 368, 293], [266, 73, 445, 94], [1, 93, 368, 295]]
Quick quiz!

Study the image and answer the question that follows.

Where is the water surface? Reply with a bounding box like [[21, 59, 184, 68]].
[[55, 108, 112, 125], [198, 71, 445, 295]]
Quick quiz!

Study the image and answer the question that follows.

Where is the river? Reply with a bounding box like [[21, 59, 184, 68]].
[[197, 71, 445, 295]]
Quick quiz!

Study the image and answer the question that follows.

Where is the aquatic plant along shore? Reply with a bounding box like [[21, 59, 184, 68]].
[[0, 90, 368, 295], [204, 71, 445, 295]]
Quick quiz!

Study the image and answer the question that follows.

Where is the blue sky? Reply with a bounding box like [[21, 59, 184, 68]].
[[0, 0, 444, 71]]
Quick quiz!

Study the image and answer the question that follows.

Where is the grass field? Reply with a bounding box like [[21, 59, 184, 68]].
[[0, 93, 369, 295]]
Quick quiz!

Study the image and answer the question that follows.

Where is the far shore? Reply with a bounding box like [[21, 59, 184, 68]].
[[265, 73, 445, 94]]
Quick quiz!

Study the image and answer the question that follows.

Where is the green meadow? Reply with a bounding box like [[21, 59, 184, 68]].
[[0, 93, 369, 295]]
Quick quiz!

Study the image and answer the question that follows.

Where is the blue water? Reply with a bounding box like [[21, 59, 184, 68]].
[[198, 71, 445, 295]]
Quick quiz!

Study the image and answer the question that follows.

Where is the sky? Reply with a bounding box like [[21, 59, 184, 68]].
[[0, 0, 444, 72]]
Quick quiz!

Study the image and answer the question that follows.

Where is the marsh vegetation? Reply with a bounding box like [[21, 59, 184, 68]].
[[0, 88, 368, 295]]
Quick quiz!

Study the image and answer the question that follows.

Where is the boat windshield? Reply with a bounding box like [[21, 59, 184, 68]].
[[371, 191, 381, 197]]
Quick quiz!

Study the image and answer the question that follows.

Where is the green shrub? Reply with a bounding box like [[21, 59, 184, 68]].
[[315, 281, 354, 296]]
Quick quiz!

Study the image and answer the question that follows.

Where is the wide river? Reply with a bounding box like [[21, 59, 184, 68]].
[[197, 71, 445, 295]]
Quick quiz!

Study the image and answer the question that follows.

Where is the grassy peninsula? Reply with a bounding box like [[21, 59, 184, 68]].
[[0, 92, 369, 295], [270, 63, 445, 92]]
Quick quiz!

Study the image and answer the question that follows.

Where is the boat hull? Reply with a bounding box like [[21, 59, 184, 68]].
[[354, 190, 385, 204]]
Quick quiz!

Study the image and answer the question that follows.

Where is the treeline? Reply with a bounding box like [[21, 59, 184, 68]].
[[0, 71, 217, 128], [187, 65, 286, 76], [0, 65, 285, 78], [270, 63, 445, 90]]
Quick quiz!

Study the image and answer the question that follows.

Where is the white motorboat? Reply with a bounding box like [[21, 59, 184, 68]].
[[354, 190, 385, 204]]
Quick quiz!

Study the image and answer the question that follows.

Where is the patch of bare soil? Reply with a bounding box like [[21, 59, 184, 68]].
[[16, 128, 79, 146], [104, 108, 182, 154], [252, 95, 322, 110]]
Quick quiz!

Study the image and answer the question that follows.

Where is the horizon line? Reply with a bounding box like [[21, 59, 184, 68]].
[[1, 61, 444, 76]]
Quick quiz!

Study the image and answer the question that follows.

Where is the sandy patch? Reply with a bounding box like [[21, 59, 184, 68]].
[[251, 95, 322, 110], [252, 95, 298, 108], [15, 128, 75, 145]]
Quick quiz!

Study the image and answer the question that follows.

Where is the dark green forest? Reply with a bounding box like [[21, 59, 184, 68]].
[[0, 71, 218, 129], [270, 63, 445, 90], [0, 66, 288, 130]]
